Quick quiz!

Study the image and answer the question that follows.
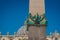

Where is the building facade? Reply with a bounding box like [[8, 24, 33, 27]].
[[0, 31, 60, 40]]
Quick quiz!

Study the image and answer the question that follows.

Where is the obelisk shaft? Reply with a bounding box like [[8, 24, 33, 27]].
[[29, 0, 45, 16]]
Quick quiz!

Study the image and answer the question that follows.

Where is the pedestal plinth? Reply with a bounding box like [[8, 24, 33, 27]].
[[27, 24, 47, 40]]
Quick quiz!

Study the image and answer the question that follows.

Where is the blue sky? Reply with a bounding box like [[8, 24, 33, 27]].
[[0, 0, 60, 35]]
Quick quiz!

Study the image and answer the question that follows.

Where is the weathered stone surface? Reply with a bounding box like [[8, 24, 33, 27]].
[[29, 0, 45, 16]]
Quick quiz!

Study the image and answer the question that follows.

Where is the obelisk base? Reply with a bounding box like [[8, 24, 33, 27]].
[[27, 24, 47, 40]]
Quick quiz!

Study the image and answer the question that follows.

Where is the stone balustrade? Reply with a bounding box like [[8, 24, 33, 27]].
[[0, 31, 60, 40]]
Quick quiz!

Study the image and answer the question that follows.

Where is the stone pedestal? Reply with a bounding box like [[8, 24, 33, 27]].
[[27, 24, 47, 40]]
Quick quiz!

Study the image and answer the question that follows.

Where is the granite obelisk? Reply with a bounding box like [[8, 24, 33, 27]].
[[26, 0, 48, 40], [29, 0, 45, 16]]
